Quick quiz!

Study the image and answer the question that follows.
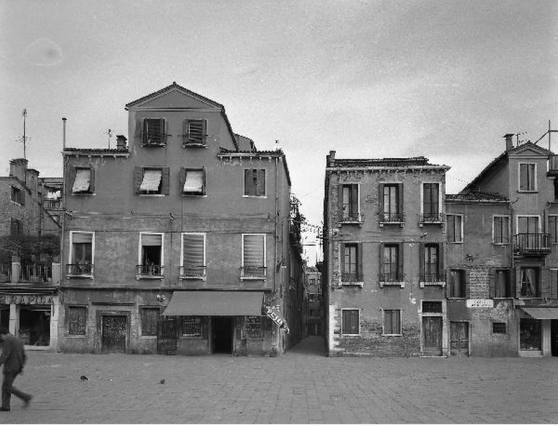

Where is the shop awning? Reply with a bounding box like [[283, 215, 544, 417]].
[[162, 291, 264, 316], [521, 308, 558, 320]]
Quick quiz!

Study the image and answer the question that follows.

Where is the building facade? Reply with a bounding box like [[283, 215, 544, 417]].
[[323, 152, 450, 356], [303, 265, 323, 336], [58, 83, 303, 356]]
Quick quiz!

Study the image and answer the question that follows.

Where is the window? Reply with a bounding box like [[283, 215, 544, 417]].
[[10, 219, 23, 237], [183, 317, 202, 337], [422, 183, 440, 222], [142, 118, 166, 146], [244, 169, 266, 197], [341, 309, 360, 335], [135, 167, 170, 195], [380, 184, 403, 222], [68, 306, 87, 335], [519, 163, 536, 191], [492, 269, 512, 298], [180, 168, 206, 196], [69, 232, 94, 276], [183, 119, 207, 147], [242, 234, 266, 278], [181, 233, 206, 278], [422, 301, 443, 313], [447, 215, 463, 243], [549, 216, 558, 244], [517, 216, 539, 234], [138, 233, 164, 277], [11, 186, 24, 205], [520, 267, 539, 297], [380, 243, 403, 282], [449, 269, 466, 298], [421, 243, 443, 283], [341, 243, 362, 283], [340, 184, 360, 221], [383, 310, 401, 335], [71, 167, 95, 194], [141, 307, 160, 336], [493, 216, 510, 244], [492, 322, 506, 334]]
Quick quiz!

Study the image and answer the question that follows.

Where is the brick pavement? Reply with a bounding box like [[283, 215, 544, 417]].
[[2, 336, 558, 424]]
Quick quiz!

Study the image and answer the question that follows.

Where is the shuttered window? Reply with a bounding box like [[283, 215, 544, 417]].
[[184, 119, 207, 146], [182, 233, 205, 277], [68, 306, 87, 335], [423, 183, 439, 218], [447, 215, 463, 243], [244, 169, 266, 196], [182, 169, 205, 195], [383, 310, 401, 335], [493, 216, 510, 244], [141, 307, 160, 336], [342, 309, 360, 335], [242, 234, 265, 277], [142, 118, 166, 146], [519, 163, 536, 191]]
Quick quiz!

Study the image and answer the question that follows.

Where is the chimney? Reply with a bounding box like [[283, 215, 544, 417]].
[[116, 135, 127, 150], [327, 150, 336, 167], [9, 158, 28, 181], [504, 134, 514, 151]]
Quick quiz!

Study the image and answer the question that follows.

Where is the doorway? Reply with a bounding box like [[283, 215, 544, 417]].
[[19, 307, 50, 346], [450, 321, 469, 356], [551, 320, 558, 356], [422, 316, 443, 356], [213, 317, 233, 354], [101, 315, 127, 353]]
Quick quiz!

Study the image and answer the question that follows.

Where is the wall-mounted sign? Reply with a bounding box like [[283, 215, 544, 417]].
[[264, 305, 290, 334], [466, 299, 494, 308], [0, 295, 53, 305]]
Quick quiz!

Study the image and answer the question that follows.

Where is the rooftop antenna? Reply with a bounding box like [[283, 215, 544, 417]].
[[16, 109, 30, 159], [105, 128, 113, 149]]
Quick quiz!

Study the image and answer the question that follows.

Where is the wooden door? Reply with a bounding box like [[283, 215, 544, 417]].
[[422, 317, 443, 356], [157, 317, 178, 355], [450, 321, 469, 356], [101, 315, 127, 353]]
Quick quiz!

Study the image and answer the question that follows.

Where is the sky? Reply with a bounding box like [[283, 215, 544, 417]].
[[1, 0, 557, 263]]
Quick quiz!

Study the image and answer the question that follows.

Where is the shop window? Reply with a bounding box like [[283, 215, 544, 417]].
[[341, 309, 360, 335], [493, 216, 510, 244], [492, 322, 506, 334], [244, 169, 266, 197], [520, 319, 541, 351], [242, 234, 266, 279], [142, 118, 167, 147], [520, 267, 540, 297], [383, 309, 401, 336], [180, 168, 206, 196], [141, 307, 160, 336], [11, 186, 24, 205], [183, 119, 207, 147], [68, 306, 87, 336], [68, 232, 94, 276], [449, 269, 466, 298], [245, 316, 263, 339], [182, 316, 202, 338], [138, 233, 164, 277]]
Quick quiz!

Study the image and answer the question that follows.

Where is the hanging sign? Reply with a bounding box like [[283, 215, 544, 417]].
[[264, 305, 290, 334]]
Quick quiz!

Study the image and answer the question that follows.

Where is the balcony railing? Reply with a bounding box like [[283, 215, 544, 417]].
[[241, 266, 267, 279], [513, 233, 551, 255], [22, 264, 52, 282], [379, 212, 404, 223], [136, 264, 164, 277], [180, 266, 207, 279], [341, 272, 363, 283], [419, 213, 444, 224], [548, 155, 558, 176], [67, 263, 94, 277], [43, 200, 61, 209], [420, 272, 445, 283], [340, 212, 362, 223], [379, 272, 402, 282]]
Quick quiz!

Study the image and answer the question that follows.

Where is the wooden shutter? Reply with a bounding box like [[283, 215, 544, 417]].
[[134, 167, 143, 194], [438, 243, 444, 277], [357, 242, 363, 281], [142, 233, 162, 246], [398, 243, 404, 281], [350, 184, 358, 217], [338, 184, 345, 220], [541, 267, 551, 298], [179, 167, 186, 193], [183, 234, 204, 267], [378, 184, 385, 219], [162, 167, 170, 195], [244, 169, 254, 196], [202, 167, 207, 195], [378, 243, 384, 280], [69, 166, 77, 193], [419, 243, 425, 281], [257, 169, 265, 196], [465, 269, 471, 298], [89, 167, 96, 193], [244, 235, 264, 267], [488, 268, 496, 298], [201, 119, 207, 144], [398, 184, 404, 217], [160, 118, 167, 145], [142, 119, 148, 144]]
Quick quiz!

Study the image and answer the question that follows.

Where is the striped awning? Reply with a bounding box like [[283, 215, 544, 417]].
[[521, 308, 558, 320], [72, 169, 90, 192], [140, 170, 162, 192]]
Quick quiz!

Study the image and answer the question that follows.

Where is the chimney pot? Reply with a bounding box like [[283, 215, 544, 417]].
[[504, 133, 514, 151]]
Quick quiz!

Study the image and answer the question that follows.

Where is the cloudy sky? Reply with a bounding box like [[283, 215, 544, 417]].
[[2, 0, 557, 235]]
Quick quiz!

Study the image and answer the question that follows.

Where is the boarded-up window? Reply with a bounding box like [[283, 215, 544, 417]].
[[341, 309, 359, 335], [183, 316, 202, 337], [383, 309, 401, 335], [182, 233, 205, 277], [68, 306, 87, 335], [143, 118, 166, 146], [244, 169, 266, 196], [141, 307, 160, 336], [493, 216, 510, 244]]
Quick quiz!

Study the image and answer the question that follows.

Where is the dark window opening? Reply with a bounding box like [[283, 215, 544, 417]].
[[493, 322, 507, 334], [422, 301, 442, 313]]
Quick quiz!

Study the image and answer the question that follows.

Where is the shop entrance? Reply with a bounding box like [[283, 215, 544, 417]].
[[0, 307, 9, 329], [19, 306, 50, 346], [551, 320, 558, 356], [212, 317, 233, 354]]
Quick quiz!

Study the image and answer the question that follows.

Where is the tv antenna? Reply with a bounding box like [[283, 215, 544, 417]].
[[105, 129, 113, 149], [16, 109, 31, 159]]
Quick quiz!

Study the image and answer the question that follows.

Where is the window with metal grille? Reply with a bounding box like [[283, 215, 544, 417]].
[[492, 322, 506, 334], [141, 307, 160, 336], [68, 306, 87, 335], [422, 301, 442, 313], [182, 316, 202, 337], [245, 316, 263, 339], [341, 309, 360, 335]]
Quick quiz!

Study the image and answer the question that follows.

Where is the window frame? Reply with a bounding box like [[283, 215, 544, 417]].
[[182, 316, 203, 338], [243, 169, 266, 198], [494, 268, 513, 298], [549, 215, 558, 244], [379, 243, 404, 287], [241, 233, 267, 280], [340, 183, 361, 223], [518, 162, 537, 192], [140, 306, 160, 337], [182, 119, 207, 147], [180, 167, 206, 196], [135, 167, 170, 196], [447, 214, 463, 243], [341, 308, 360, 336], [71, 166, 95, 195], [68, 231, 95, 278], [341, 242, 363, 285], [142, 118, 167, 147], [493, 215, 511, 245], [420, 242, 444, 286], [519, 266, 540, 298], [382, 309, 402, 336], [448, 269, 467, 298], [180, 232, 206, 280], [379, 183, 404, 224], [11, 186, 25, 205], [492, 322, 507, 334], [137, 232, 165, 279], [420, 182, 442, 223]]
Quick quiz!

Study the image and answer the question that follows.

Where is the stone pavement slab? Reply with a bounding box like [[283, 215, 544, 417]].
[[1, 337, 557, 424]]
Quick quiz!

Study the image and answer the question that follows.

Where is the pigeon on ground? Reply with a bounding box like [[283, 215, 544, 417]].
[[160, 379, 165, 384], [80, 375, 88, 381]]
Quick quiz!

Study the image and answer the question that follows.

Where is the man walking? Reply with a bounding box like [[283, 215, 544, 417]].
[[0, 327, 32, 411]]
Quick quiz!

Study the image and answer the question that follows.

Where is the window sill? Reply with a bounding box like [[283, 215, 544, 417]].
[[517, 190, 538, 194], [492, 243, 510, 246], [382, 333, 402, 337], [138, 194, 165, 197], [447, 297, 467, 300], [448, 241, 463, 244], [242, 195, 267, 199], [179, 276, 207, 281], [340, 333, 361, 337], [240, 276, 267, 281], [341, 281, 364, 287], [379, 281, 405, 288], [139, 335, 157, 339], [141, 143, 167, 148], [136, 275, 164, 280], [67, 274, 94, 279], [182, 143, 208, 149], [419, 221, 443, 227], [65, 334, 87, 338], [71, 192, 95, 196], [379, 221, 405, 228], [339, 220, 363, 226], [419, 281, 446, 288], [182, 193, 206, 197]]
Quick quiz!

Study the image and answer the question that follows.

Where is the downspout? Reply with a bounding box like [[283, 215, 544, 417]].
[[274, 156, 279, 295]]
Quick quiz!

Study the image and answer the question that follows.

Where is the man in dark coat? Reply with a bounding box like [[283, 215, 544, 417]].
[[0, 327, 32, 411]]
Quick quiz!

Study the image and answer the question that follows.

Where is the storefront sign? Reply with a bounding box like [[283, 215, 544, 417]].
[[264, 305, 290, 334], [0, 295, 53, 305], [466, 299, 493, 308]]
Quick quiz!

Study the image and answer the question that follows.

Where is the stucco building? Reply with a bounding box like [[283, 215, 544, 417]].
[[323, 152, 450, 356], [58, 83, 303, 356], [303, 265, 323, 336]]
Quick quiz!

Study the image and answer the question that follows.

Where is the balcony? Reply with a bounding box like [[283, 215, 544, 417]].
[[419, 213, 444, 226], [241, 266, 267, 280], [379, 272, 405, 288], [513, 233, 551, 256], [136, 264, 164, 279], [43, 199, 61, 209], [547, 155, 558, 177], [419, 272, 446, 288], [339, 212, 363, 226], [179, 266, 206, 279], [67, 263, 94, 278]]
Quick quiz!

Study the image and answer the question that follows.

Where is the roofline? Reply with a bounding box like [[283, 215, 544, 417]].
[[326, 165, 450, 172], [125, 82, 223, 109], [217, 149, 292, 186]]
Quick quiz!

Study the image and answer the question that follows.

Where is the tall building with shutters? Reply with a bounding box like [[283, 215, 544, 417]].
[[58, 83, 303, 355], [323, 151, 450, 356]]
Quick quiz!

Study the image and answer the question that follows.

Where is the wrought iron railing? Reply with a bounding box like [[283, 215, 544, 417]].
[[420, 272, 445, 283], [67, 263, 94, 276], [419, 213, 444, 223], [513, 233, 551, 255], [379, 272, 402, 282], [380, 212, 404, 222], [136, 264, 164, 277]]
